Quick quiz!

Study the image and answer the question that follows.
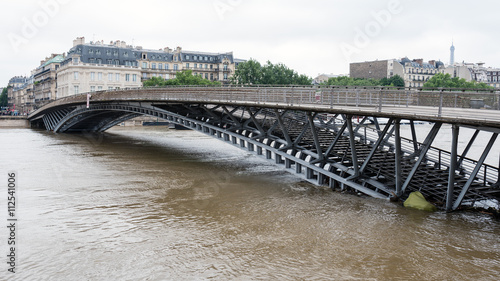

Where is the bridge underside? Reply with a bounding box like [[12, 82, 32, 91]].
[[30, 101, 500, 211]]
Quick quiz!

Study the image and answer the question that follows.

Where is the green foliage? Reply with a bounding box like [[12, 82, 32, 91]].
[[324, 74, 405, 87], [143, 70, 221, 87], [0, 87, 8, 107], [230, 59, 262, 85], [388, 75, 405, 87], [323, 76, 380, 86], [231, 59, 312, 85], [423, 73, 492, 89]]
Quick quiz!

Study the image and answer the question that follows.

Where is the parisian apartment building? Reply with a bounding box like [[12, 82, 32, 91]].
[[7, 37, 245, 112], [350, 58, 445, 88]]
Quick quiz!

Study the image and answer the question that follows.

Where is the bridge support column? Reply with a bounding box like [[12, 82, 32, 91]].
[[346, 116, 360, 178], [446, 125, 459, 211], [395, 119, 403, 197], [276, 154, 283, 164], [266, 150, 272, 159], [296, 163, 302, 174]]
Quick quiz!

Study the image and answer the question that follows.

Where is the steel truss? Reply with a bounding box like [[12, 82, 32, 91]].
[[35, 101, 500, 211]]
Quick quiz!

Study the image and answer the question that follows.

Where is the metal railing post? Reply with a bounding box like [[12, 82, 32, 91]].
[[497, 91, 500, 111], [378, 89, 382, 112], [438, 88, 444, 117]]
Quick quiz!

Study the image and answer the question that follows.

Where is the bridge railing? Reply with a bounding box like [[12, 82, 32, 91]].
[[30, 86, 500, 123]]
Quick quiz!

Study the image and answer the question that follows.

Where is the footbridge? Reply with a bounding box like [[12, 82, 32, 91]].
[[28, 86, 500, 211]]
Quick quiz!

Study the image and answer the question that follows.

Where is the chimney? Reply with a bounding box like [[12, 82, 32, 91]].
[[164, 47, 172, 53], [414, 59, 424, 66], [428, 60, 436, 66], [175, 46, 182, 53], [73, 37, 85, 47]]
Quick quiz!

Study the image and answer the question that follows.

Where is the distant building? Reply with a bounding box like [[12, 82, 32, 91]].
[[33, 53, 64, 105], [7, 76, 34, 113], [313, 74, 344, 84], [445, 62, 500, 89], [57, 37, 243, 98], [350, 58, 445, 88], [350, 60, 393, 80]]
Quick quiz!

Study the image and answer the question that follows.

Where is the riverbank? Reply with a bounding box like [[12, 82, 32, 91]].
[[0, 116, 29, 128]]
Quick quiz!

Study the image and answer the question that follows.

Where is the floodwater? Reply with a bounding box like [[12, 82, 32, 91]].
[[1, 126, 499, 280]]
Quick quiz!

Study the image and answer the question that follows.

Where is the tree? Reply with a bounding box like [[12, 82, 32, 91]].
[[143, 70, 221, 87], [0, 87, 8, 107], [231, 59, 312, 85], [388, 75, 405, 87], [230, 59, 262, 84], [423, 73, 492, 89]]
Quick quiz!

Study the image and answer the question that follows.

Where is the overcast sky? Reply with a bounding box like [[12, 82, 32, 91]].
[[1, 0, 499, 85]]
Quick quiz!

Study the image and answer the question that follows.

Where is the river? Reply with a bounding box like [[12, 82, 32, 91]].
[[1, 126, 499, 280]]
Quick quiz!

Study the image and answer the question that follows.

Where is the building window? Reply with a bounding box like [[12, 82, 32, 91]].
[[108, 73, 113, 81], [210, 74, 214, 80], [90, 72, 95, 81], [89, 58, 95, 64], [224, 73, 228, 80], [159, 63, 163, 70], [223, 64, 228, 71], [113, 51, 118, 57], [186, 55, 190, 60], [152, 63, 156, 69], [98, 72, 102, 81], [125, 74, 130, 81], [132, 74, 137, 82], [174, 64, 178, 71], [194, 64, 198, 69], [142, 62, 148, 69], [73, 58, 79, 65], [142, 73, 147, 79], [74, 71, 79, 80], [186, 63, 190, 68], [97, 59, 102, 64], [115, 60, 119, 65], [165, 64, 169, 70], [108, 87, 114, 90], [165, 74, 170, 79], [205, 64, 208, 69], [98, 86, 102, 91], [210, 64, 213, 69], [74, 85, 79, 95], [116, 74, 120, 81], [90, 86, 95, 92], [205, 73, 208, 79]]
